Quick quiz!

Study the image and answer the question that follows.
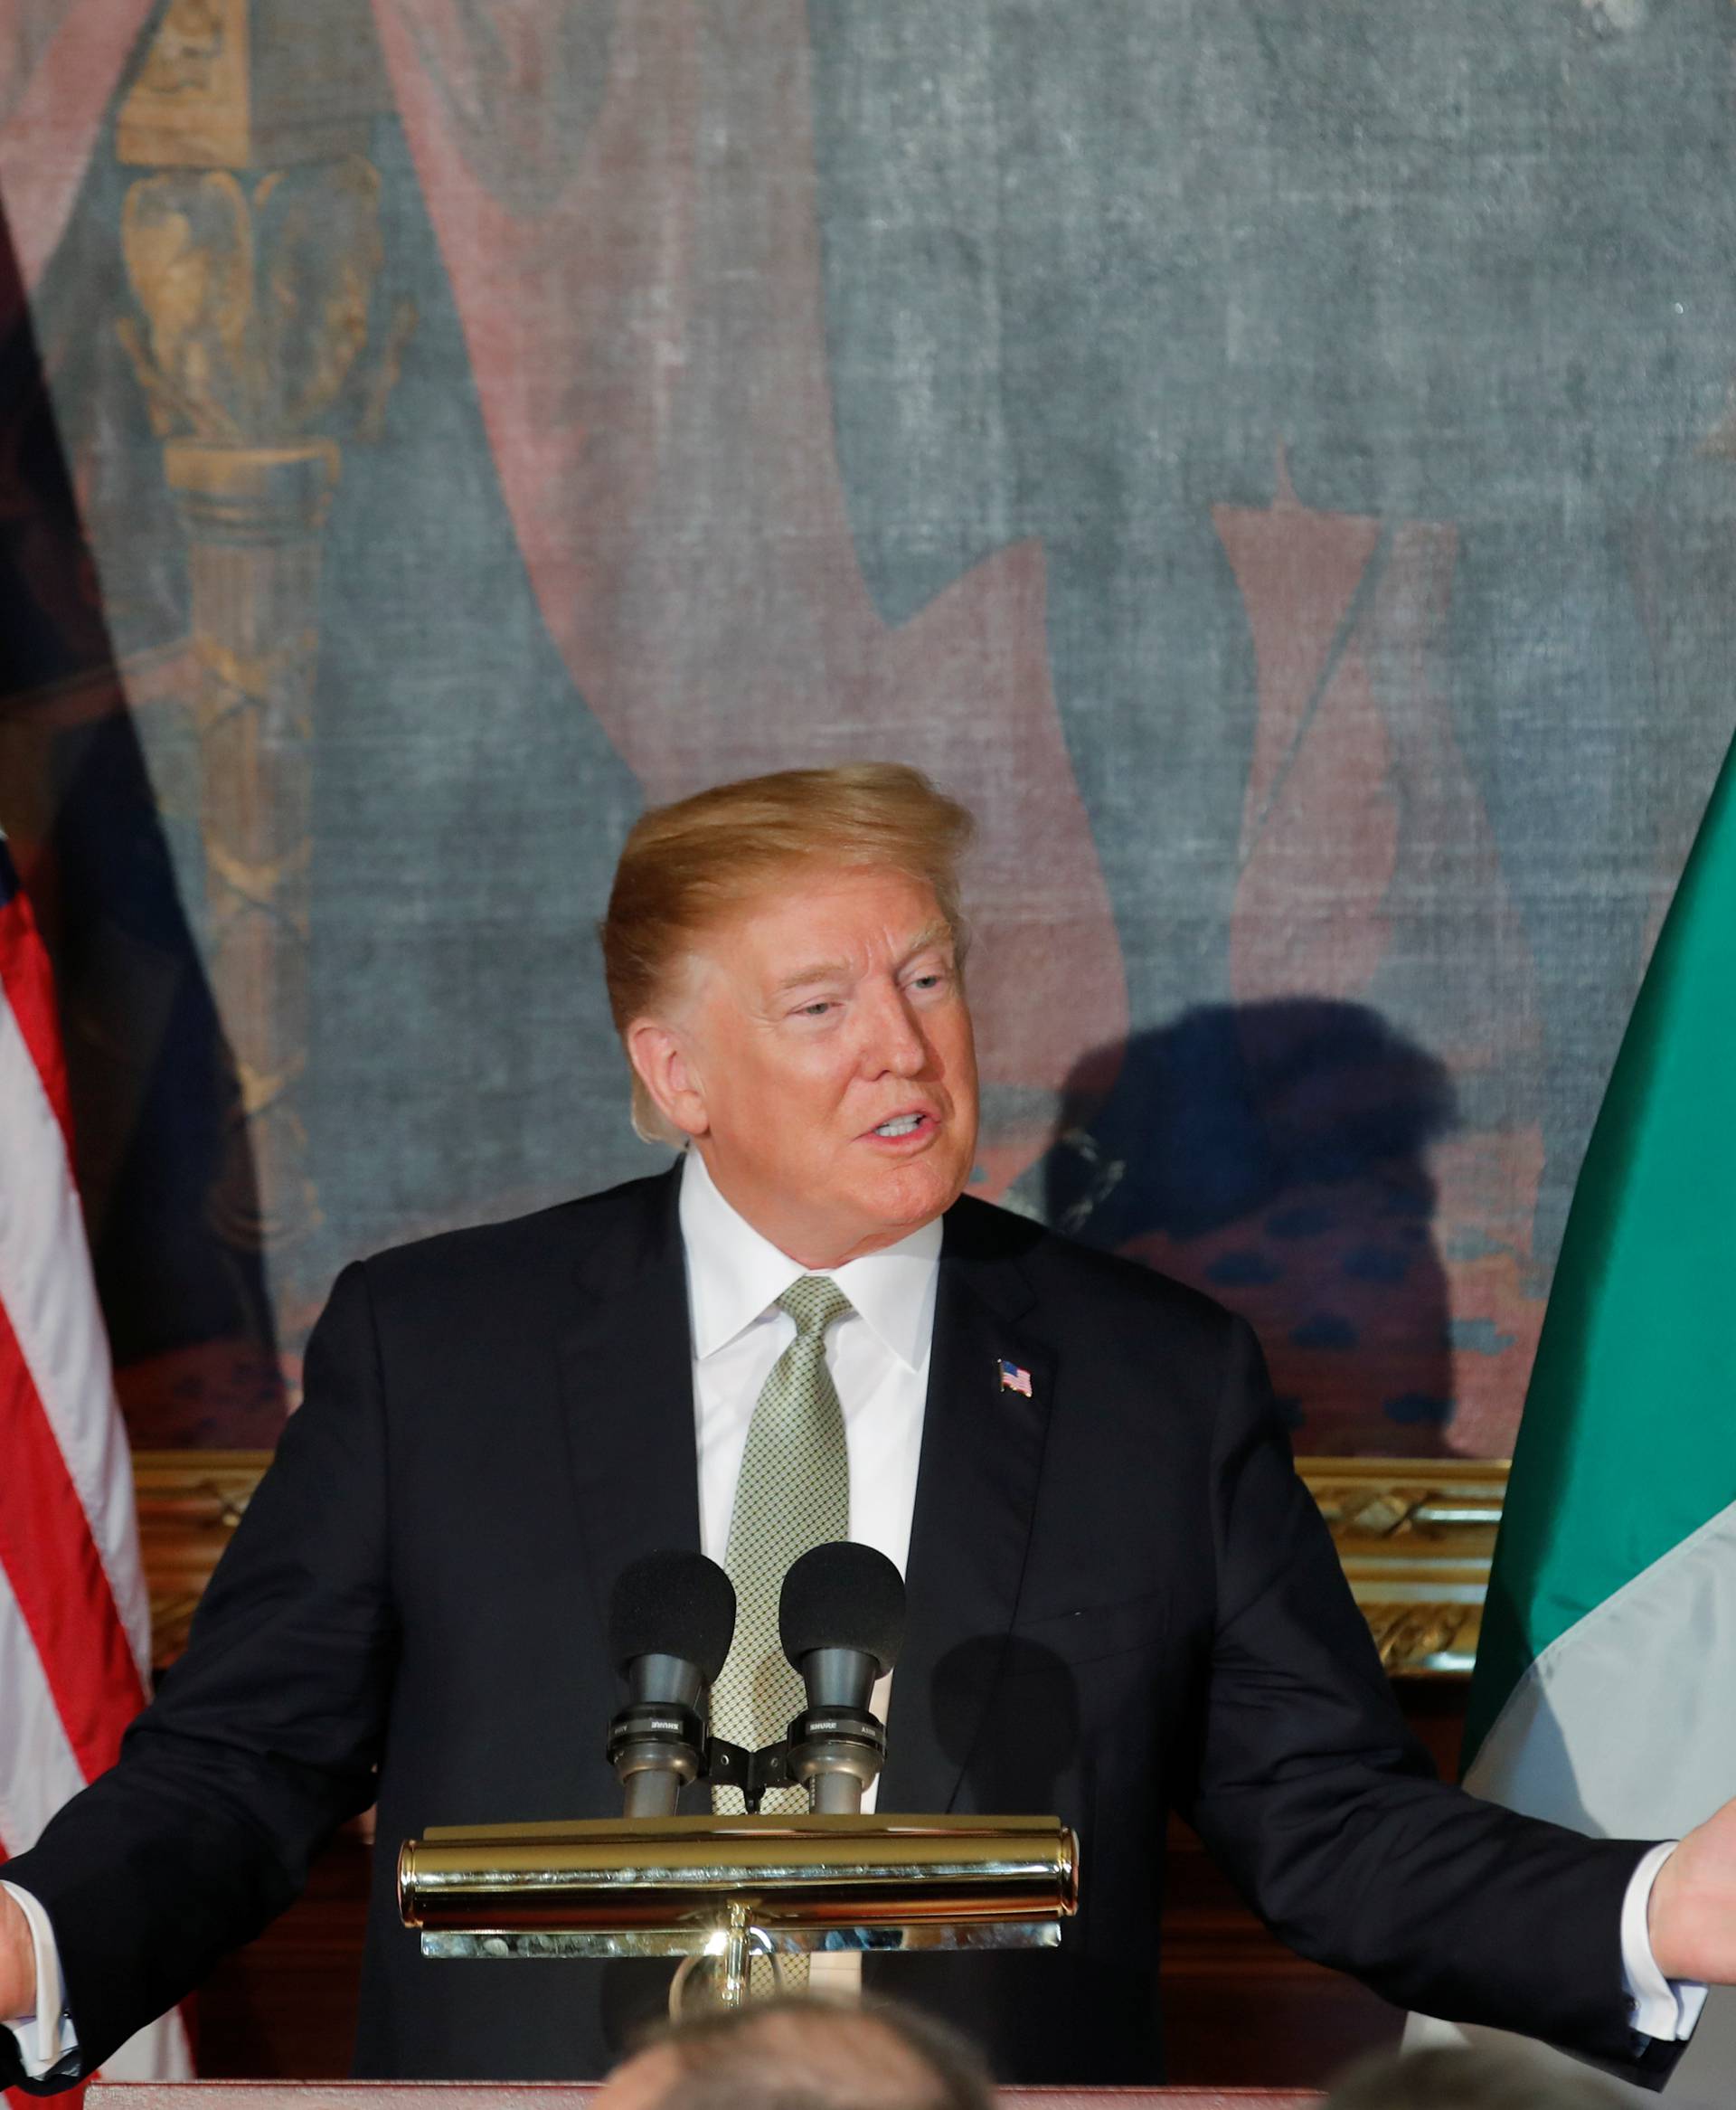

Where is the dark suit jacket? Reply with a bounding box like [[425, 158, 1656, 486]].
[[2, 1167, 1680, 2086]]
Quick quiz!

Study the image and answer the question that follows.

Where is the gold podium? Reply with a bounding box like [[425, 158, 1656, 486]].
[[400, 1812, 1079, 2007]]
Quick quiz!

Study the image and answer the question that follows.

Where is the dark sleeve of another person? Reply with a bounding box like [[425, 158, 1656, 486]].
[[1, 1262, 398, 2089], [1176, 1313, 1684, 2092]]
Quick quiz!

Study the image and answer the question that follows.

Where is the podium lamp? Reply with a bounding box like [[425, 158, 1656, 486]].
[[399, 1811, 1080, 2010]]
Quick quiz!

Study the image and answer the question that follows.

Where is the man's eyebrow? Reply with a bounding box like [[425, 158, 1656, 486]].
[[767, 925, 954, 998], [897, 921, 955, 965], [769, 958, 852, 996]]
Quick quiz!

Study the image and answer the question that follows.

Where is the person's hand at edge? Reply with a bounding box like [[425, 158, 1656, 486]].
[[1648, 1793, 1736, 1983], [0, 1888, 33, 2022]]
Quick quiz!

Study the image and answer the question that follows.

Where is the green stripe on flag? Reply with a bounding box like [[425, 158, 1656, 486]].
[[1465, 732, 1736, 1767]]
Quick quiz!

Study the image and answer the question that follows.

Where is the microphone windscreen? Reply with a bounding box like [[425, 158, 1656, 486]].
[[609, 1550, 736, 1684], [779, 1540, 906, 1679]]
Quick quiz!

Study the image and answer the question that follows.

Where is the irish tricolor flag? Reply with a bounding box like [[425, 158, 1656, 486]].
[[1411, 743, 1736, 2096]]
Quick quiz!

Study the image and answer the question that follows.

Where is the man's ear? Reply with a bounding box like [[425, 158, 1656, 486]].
[[626, 1017, 710, 1140]]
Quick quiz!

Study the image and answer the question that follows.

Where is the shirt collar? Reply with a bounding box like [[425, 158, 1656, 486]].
[[678, 1149, 942, 1372]]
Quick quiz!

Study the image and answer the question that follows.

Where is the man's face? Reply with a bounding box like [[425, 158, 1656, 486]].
[[637, 865, 980, 1265]]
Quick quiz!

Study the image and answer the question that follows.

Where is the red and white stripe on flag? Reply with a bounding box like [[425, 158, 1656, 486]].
[[0, 840, 193, 2091]]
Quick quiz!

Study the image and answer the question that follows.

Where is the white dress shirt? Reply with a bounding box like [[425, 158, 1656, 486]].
[[680, 1147, 939, 1997], [0, 1148, 1703, 2060], [683, 1145, 939, 1623]]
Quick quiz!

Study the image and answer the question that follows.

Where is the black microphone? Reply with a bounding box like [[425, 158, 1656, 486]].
[[606, 1550, 735, 1817], [778, 1541, 906, 1813]]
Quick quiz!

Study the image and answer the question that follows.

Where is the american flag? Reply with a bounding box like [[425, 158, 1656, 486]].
[[997, 1358, 1033, 1398], [0, 839, 191, 2091]]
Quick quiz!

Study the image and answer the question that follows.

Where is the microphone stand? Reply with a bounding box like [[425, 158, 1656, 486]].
[[406, 1698, 1074, 2013], [409, 1547, 1078, 2013]]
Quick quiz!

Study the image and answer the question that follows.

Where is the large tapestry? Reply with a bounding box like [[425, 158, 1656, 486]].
[[3, 0, 1733, 1456]]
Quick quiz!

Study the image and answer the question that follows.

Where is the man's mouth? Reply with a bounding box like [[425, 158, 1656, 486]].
[[867, 1110, 936, 1141]]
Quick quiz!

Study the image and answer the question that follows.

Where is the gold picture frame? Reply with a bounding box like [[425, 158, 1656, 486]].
[[132, 1451, 1505, 1680]]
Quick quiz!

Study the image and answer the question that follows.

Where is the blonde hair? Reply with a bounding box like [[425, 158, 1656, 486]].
[[601, 763, 976, 1145]]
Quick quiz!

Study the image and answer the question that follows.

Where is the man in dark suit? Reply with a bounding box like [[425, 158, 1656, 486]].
[[3, 764, 1732, 2088]]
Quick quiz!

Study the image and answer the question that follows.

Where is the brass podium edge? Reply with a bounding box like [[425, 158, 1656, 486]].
[[132, 1451, 1508, 1679]]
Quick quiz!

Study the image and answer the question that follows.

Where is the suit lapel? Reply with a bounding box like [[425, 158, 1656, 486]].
[[555, 1162, 703, 1652], [880, 1204, 1055, 1815]]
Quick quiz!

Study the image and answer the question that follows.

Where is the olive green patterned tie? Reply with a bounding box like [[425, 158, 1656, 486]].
[[711, 1274, 854, 1819]]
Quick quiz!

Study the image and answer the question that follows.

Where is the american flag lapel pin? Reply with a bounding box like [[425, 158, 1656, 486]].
[[998, 1357, 1033, 1397]]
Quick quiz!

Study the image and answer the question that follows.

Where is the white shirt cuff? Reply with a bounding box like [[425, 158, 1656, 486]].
[[1621, 1840, 1709, 2043], [1, 1879, 75, 2079]]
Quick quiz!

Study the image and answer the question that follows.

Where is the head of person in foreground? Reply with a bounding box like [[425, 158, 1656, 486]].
[[594, 1994, 996, 2110]]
